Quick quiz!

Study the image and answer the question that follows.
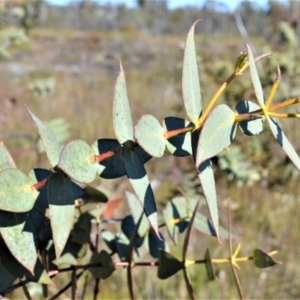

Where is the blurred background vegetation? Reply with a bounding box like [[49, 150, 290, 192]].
[[2, 0, 300, 298]]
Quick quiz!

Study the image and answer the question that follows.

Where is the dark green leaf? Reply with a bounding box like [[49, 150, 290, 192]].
[[48, 173, 75, 260], [122, 147, 159, 238], [158, 250, 183, 280], [89, 250, 115, 280], [0, 262, 16, 294], [83, 185, 108, 203], [235, 100, 264, 136], [254, 249, 280, 268], [163, 117, 192, 157], [145, 231, 169, 259], [205, 248, 216, 280], [121, 215, 144, 248], [0, 240, 52, 284], [0, 211, 37, 274], [267, 116, 300, 172], [101, 230, 117, 253]]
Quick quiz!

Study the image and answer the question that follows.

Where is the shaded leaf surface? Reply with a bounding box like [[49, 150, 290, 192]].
[[267, 116, 300, 172], [163, 117, 192, 157], [48, 173, 75, 260], [122, 147, 159, 237], [158, 250, 183, 279], [89, 250, 115, 280], [205, 248, 216, 280], [235, 100, 264, 136], [254, 249, 280, 268], [0, 211, 37, 274]]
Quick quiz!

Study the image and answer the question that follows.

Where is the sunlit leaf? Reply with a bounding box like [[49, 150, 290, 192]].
[[194, 212, 228, 239], [126, 191, 149, 237], [0, 141, 16, 170], [0, 168, 39, 212], [0, 211, 37, 274], [48, 173, 75, 260], [163, 196, 196, 245], [26, 107, 61, 167], [163, 117, 192, 157], [89, 250, 115, 280], [135, 114, 166, 158], [196, 104, 237, 166], [113, 61, 134, 144], [0, 240, 52, 284], [58, 140, 99, 183], [122, 147, 159, 238], [182, 20, 202, 126], [158, 250, 183, 280], [266, 116, 300, 172], [197, 160, 219, 242], [246, 45, 265, 106], [235, 100, 264, 136], [254, 249, 280, 268]]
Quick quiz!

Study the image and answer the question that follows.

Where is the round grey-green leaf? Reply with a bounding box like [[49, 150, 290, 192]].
[[135, 114, 166, 158], [0, 169, 39, 212]]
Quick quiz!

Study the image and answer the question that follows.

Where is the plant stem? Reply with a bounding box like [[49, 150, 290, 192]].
[[265, 65, 281, 108]]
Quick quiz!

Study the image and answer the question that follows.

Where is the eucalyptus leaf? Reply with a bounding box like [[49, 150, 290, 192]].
[[58, 140, 99, 183], [135, 114, 166, 157], [26, 107, 61, 167], [0, 168, 39, 213], [182, 20, 202, 126], [89, 250, 115, 280], [122, 146, 159, 238], [126, 191, 149, 237], [157, 250, 183, 280], [254, 249, 280, 268], [0, 141, 16, 170], [0, 211, 37, 274], [113, 61, 134, 144], [266, 116, 300, 171], [235, 100, 264, 136], [246, 45, 265, 107], [196, 104, 237, 166], [163, 117, 192, 157], [197, 160, 220, 242], [48, 173, 75, 260]]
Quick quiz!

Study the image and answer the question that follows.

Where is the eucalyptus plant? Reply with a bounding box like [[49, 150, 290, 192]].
[[2, 20, 298, 299]]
